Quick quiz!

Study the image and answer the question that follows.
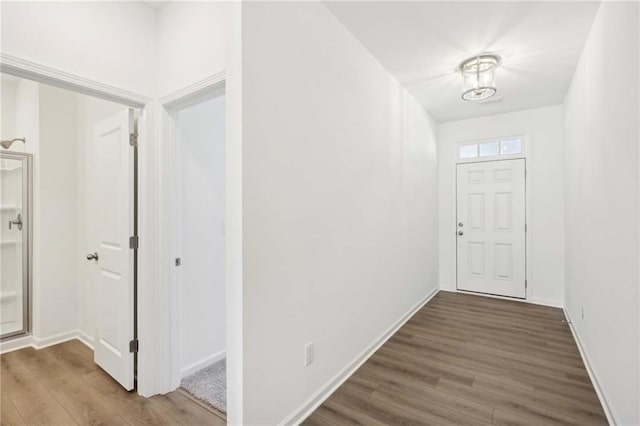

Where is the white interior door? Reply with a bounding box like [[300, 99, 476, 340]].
[[89, 109, 134, 390], [456, 159, 526, 298]]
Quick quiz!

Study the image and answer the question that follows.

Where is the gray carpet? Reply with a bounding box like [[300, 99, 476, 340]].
[[180, 358, 227, 414]]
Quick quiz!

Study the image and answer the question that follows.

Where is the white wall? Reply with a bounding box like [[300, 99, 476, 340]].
[[176, 95, 226, 376], [37, 84, 79, 338], [241, 2, 438, 423], [156, 2, 231, 97], [1, 1, 157, 97], [563, 2, 640, 424], [1, 78, 17, 139], [438, 106, 565, 307]]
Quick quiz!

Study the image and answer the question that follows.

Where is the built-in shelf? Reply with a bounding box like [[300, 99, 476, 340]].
[[0, 240, 18, 247], [0, 206, 19, 211]]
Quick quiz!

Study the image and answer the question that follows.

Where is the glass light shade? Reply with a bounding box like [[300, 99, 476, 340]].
[[458, 54, 501, 101]]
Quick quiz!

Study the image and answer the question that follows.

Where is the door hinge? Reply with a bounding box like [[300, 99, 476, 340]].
[[129, 235, 139, 250], [525, 224, 528, 232], [129, 108, 139, 147], [129, 339, 139, 353], [525, 280, 528, 289]]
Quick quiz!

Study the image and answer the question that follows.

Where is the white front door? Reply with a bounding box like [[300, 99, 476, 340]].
[[456, 159, 526, 298], [90, 109, 135, 390]]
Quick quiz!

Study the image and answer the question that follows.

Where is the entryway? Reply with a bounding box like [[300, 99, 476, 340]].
[[0, 74, 138, 391], [163, 85, 227, 419], [456, 158, 526, 298]]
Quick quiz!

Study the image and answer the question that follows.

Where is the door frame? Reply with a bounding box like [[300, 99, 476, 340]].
[[0, 53, 150, 390], [0, 151, 33, 340], [453, 134, 532, 302], [158, 75, 226, 391], [155, 72, 243, 423]]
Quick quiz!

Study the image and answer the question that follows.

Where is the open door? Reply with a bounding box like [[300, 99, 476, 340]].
[[88, 108, 136, 390]]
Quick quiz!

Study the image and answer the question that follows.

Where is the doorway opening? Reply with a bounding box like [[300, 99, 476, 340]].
[[167, 88, 227, 419], [0, 73, 139, 390], [456, 158, 527, 299]]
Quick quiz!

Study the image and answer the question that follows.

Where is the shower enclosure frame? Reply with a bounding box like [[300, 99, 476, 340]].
[[1, 151, 33, 340]]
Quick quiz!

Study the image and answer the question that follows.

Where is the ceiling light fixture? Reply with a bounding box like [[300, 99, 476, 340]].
[[457, 53, 502, 101]]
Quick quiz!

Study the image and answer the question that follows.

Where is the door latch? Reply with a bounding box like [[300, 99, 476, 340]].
[[8, 213, 22, 231]]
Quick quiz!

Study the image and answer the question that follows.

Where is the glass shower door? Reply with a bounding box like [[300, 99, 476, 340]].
[[0, 152, 31, 339]]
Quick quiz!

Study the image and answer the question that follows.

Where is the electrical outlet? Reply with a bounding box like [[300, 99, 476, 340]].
[[304, 342, 314, 367]]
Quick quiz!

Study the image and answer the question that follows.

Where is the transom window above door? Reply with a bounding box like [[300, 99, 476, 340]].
[[458, 137, 523, 159]]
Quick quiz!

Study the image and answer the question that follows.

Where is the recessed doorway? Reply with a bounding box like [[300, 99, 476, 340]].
[[456, 158, 526, 298], [165, 87, 227, 420]]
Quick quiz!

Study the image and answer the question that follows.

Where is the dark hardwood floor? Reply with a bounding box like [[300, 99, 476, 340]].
[[0, 339, 225, 425], [305, 291, 607, 425]]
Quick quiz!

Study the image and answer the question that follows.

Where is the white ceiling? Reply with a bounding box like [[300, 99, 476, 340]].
[[325, 1, 600, 122]]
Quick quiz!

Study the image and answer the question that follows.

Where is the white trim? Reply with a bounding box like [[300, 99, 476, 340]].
[[439, 288, 563, 309], [453, 135, 533, 302], [32, 330, 79, 349], [159, 72, 226, 107], [76, 330, 96, 350], [157, 76, 229, 397], [282, 286, 440, 426], [0, 53, 150, 108], [563, 308, 615, 425], [0, 330, 94, 354], [180, 350, 226, 379], [528, 297, 564, 308], [0, 334, 33, 354]]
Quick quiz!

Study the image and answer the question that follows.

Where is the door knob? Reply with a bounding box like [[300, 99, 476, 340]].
[[458, 231, 464, 236], [86, 252, 99, 261], [458, 222, 464, 227]]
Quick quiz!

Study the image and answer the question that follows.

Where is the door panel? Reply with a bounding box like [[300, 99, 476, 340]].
[[456, 159, 525, 298], [91, 109, 134, 390]]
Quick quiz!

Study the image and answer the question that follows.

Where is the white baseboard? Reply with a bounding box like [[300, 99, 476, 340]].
[[180, 350, 226, 379], [0, 334, 34, 353], [563, 308, 615, 425], [32, 330, 80, 350], [529, 297, 564, 308], [281, 286, 440, 426], [76, 330, 95, 350], [1, 329, 95, 354], [440, 287, 564, 309]]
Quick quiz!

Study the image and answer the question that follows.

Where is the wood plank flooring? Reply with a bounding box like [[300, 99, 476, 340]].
[[305, 291, 607, 425], [0, 339, 226, 425]]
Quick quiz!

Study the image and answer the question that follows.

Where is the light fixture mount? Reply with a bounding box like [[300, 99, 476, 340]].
[[457, 53, 502, 101]]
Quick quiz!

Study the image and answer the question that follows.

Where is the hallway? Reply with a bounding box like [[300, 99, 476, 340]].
[[306, 292, 607, 425]]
